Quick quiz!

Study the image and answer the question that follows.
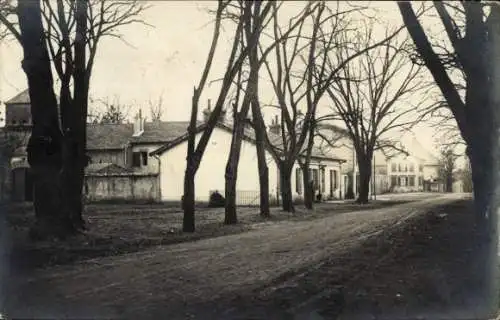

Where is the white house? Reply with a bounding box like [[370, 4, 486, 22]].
[[150, 121, 347, 205], [385, 136, 441, 192]]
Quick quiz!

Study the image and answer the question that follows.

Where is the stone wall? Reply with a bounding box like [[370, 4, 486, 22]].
[[84, 173, 160, 202]]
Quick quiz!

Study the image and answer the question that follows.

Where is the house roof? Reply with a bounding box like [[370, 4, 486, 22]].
[[4, 89, 30, 104], [129, 121, 203, 144], [150, 121, 347, 163], [86, 121, 206, 150], [403, 135, 440, 165], [86, 123, 134, 150]]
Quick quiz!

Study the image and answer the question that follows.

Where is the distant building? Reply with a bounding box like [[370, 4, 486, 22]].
[[385, 136, 441, 192]]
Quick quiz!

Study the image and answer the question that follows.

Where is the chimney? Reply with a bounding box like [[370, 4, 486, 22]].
[[202, 99, 226, 124], [219, 108, 226, 124], [269, 115, 281, 135], [133, 109, 144, 136]]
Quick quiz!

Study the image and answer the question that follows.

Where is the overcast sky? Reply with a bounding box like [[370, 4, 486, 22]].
[[0, 1, 455, 160]]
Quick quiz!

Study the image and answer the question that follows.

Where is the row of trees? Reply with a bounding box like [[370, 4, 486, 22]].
[[87, 94, 165, 124], [1, 1, 497, 249], [180, 1, 430, 232]]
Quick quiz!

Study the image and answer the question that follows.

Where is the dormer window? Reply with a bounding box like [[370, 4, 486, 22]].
[[132, 151, 148, 167]]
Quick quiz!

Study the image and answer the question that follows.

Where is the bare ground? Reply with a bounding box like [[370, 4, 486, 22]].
[[3, 194, 489, 319], [4, 198, 417, 271]]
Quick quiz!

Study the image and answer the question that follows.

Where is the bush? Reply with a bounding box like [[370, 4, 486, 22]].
[[208, 191, 225, 208]]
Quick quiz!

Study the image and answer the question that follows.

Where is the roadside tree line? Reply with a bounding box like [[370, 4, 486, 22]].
[[181, 0, 429, 232], [0, 0, 497, 243]]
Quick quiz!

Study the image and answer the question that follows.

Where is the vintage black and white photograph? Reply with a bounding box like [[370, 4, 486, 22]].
[[0, 0, 499, 319]]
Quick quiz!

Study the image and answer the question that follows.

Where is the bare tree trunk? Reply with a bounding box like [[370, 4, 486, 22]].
[[183, 88, 199, 233], [248, 4, 270, 218], [18, 0, 74, 240], [301, 164, 313, 210], [279, 161, 294, 212], [181, 1, 244, 232], [225, 1, 268, 224], [224, 115, 248, 224], [68, 0, 89, 230], [252, 104, 270, 217], [445, 173, 453, 193], [302, 119, 316, 210], [356, 154, 372, 204], [183, 167, 196, 232]]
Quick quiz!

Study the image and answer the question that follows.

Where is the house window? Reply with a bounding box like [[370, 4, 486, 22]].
[[409, 176, 415, 186], [398, 163, 402, 172], [391, 176, 398, 187], [295, 168, 302, 194], [419, 164, 423, 172], [141, 151, 148, 166], [391, 163, 397, 172], [419, 176, 423, 186], [404, 164, 408, 172], [333, 170, 338, 189], [400, 176, 407, 186], [409, 163, 415, 172], [312, 168, 319, 191], [132, 152, 141, 167]]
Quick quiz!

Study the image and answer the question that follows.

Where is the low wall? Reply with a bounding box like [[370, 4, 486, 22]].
[[85, 173, 160, 202]]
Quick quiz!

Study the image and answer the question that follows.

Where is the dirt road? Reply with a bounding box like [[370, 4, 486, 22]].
[[3, 194, 467, 319]]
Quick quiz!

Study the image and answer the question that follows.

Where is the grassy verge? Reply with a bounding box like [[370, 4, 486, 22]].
[[6, 199, 410, 271]]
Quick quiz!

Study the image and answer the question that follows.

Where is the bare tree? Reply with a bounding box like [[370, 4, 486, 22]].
[[398, 4, 500, 310], [260, 1, 342, 212], [88, 96, 131, 124], [324, 23, 426, 204], [260, 2, 407, 211], [0, 0, 149, 237], [437, 145, 457, 193], [223, 1, 272, 224], [149, 93, 164, 122], [183, 0, 316, 231], [460, 157, 473, 193], [223, 0, 315, 223], [183, 0, 233, 233], [398, 2, 500, 230], [13, 0, 68, 239]]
